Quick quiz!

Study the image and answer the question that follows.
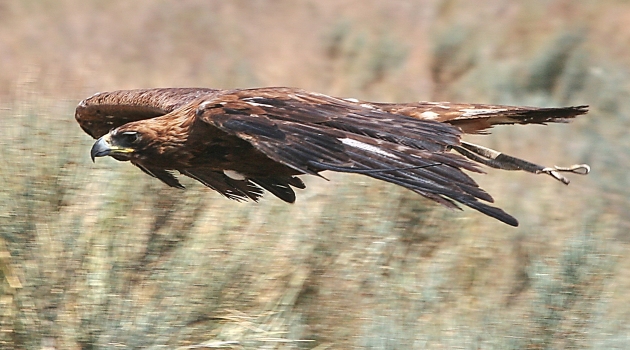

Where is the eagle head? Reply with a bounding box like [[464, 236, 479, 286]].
[[90, 129, 145, 162]]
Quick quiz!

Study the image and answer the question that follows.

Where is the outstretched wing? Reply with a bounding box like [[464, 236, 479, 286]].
[[372, 101, 588, 133], [75, 88, 218, 138], [195, 87, 519, 226]]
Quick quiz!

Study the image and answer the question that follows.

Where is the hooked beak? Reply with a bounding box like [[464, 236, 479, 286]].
[[90, 134, 134, 162]]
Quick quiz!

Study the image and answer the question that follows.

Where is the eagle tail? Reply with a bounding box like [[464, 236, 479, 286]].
[[374, 102, 588, 134], [448, 105, 589, 133]]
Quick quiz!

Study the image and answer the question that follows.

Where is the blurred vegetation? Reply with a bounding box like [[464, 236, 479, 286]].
[[1, 0, 629, 348]]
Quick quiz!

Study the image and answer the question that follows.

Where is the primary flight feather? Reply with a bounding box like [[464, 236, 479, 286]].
[[76, 87, 590, 226]]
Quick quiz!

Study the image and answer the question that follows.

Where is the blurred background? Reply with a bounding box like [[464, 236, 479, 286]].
[[0, 0, 628, 348]]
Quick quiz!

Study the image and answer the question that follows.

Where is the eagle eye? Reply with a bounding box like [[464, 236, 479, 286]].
[[119, 131, 140, 145]]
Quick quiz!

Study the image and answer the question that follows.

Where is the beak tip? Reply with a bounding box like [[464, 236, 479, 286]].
[[90, 136, 111, 161]]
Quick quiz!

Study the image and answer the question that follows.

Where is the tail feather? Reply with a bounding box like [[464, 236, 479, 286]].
[[373, 102, 588, 133]]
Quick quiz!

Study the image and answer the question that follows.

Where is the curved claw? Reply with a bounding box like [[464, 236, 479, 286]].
[[540, 164, 591, 185], [553, 164, 590, 175]]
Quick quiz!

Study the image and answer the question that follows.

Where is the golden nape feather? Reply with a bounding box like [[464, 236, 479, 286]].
[[76, 87, 590, 227]]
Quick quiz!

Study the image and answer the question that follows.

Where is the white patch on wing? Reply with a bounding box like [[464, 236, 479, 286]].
[[242, 97, 274, 108], [245, 101, 274, 108], [339, 138, 400, 159], [460, 108, 507, 117], [420, 111, 440, 120], [360, 103, 375, 109], [424, 101, 451, 109], [223, 170, 247, 181], [198, 101, 212, 110], [344, 98, 360, 103], [298, 92, 329, 99], [197, 101, 226, 115]]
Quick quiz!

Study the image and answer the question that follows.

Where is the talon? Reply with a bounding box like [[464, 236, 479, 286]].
[[538, 164, 590, 185], [540, 167, 570, 185], [553, 164, 590, 175]]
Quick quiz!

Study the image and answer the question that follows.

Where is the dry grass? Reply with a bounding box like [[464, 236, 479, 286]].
[[1, 0, 630, 349]]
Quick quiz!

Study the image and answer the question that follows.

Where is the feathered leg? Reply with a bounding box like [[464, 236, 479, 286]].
[[453, 141, 590, 185]]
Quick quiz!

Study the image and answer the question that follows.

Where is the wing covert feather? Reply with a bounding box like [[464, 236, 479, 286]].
[[75, 88, 218, 138]]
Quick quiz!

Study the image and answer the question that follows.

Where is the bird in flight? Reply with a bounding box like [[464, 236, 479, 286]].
[[75, 87, 589, 226]]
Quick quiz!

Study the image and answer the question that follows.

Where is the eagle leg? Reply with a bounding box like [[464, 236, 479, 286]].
[[454, 141, 590, 185]]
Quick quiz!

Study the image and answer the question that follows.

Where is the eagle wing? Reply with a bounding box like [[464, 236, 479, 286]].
[[75, 88, 218, 139], [195, 87, 519, 226], [372, 101, 588, 133]]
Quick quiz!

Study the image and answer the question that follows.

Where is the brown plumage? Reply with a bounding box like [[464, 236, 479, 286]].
[[76, 87, 590, 226]]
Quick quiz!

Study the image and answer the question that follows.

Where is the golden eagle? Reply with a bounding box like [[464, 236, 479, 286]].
[[75, 87, 589, 226]]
